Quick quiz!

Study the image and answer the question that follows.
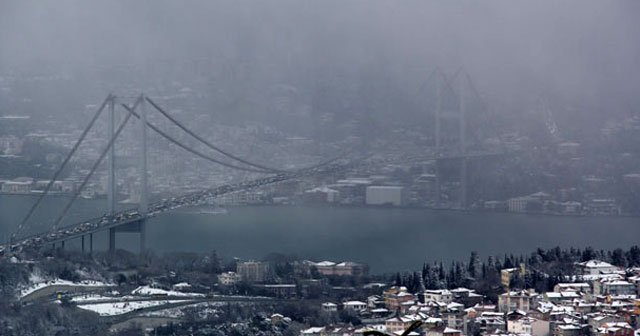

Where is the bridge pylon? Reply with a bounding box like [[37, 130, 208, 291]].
[[139, 94, 148, 253], [432, 69, 469, 209], [107, 94, 148, 254]]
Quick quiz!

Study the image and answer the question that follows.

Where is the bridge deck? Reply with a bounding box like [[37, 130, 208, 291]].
[[3, 160, 355, 253]]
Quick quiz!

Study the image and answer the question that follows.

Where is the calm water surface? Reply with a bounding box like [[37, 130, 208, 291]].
[[1, 195, 639, 273]]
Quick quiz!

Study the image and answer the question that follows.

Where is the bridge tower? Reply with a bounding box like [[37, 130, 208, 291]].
[[459, 74, 468, 209], [433, 71, 469, 209], [108, 95, 117, 252], [139, 95, 148, 253], [105, 95, 148, 254], [435, 72, 442, 206]]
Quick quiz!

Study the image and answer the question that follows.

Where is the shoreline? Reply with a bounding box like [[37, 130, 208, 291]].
[[212, 202, 640, 220]]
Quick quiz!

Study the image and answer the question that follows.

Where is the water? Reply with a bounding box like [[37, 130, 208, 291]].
[[2, 195, 640, 273]]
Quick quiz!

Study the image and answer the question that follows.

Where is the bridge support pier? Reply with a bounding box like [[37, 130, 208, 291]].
[[460, 158, 468, 208], [139, 220, 146, 253], [109, 228, 116, 252], [61, 240, 65, 249], [81, 235, 85, 253], [89, 233, 93, 254]]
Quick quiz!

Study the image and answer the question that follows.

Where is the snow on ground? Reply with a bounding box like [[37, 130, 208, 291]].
[[20, 279, 115, 298], [141, 301, 225, 319], [71, 294, 119, 303], [77, 300, 186, 316], [131, 285, 205, 298], [28, 272, 46, 284]]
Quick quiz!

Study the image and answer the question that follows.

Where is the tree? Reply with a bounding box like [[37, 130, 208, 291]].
[[626, 246, 640, 266], [581, 247, 596, 262], [208, 250, 221, 274], [468, 252, 479, 278], [410, 272, 422, 293], [611, 248, 626, 267]]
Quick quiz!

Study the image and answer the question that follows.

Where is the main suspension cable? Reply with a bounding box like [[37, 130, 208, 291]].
[[51, 98, 137, 230], [120, 103, 274, 174], [11, 95, 111, 241], [145, 97, 285, 173]]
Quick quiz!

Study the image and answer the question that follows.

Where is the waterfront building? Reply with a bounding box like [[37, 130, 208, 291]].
[[365, 185, 406, 206], [1, 177, 33, 193]]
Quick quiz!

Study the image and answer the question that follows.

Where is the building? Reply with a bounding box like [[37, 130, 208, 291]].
[[1, 177, 33, 193], [576, 260, 620, 275], [313, 261, 336, 275], [498, 290, 538, 312], [384, 286, 416, 311], [386, 316, 415, 335], [450, 288, 484, 307], [583, 199, 621, 216], [304, 186, 340, 203], [270, 313, 285, 324], [217, 272, 241, 286], [333, 262, 368, 276], [424, 326, 463, 336], [215, 190, 265, 205], [365, 186, 406, 206], [561, 201, 582, 214], [597, 280, 636, 296], [321, 302, 338, 312], [596, 322, 635, 336], [484, 200, 508, 211], [334, 177, 373, 203], [385, 314, 427, 335], [254, 284, 296, 298], [342, 300, 367, 311], [476, 312, 505, 334], [310, 260, 369, 277], [508, 315, 550, 336], [237, 261, 270, 283], [421, 289, 453, 304], [507, 196, 536, 212], [555, 324, 583, 336], [553, 283, 591, 293], [298, 278, 330, 297], [300, 327, 326, 335]]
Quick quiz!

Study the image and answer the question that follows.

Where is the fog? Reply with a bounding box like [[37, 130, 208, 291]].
[[1, 1, 639, 120], [4, 3, 640, 331]]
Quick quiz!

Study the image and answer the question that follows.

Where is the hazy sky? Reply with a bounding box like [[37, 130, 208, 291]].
[[1, 1, 639, 114]]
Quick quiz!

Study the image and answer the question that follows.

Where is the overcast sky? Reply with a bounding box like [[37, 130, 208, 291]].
[[1, 1, 638, 114]]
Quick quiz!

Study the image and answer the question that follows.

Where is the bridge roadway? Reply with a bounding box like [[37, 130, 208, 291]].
[[3, 159, 354, 253], [2, 149, 512, 254]]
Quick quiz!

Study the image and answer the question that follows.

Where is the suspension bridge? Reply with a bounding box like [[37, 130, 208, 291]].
[[1, 68, 514, 255], [1, 94, 357, 255]]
